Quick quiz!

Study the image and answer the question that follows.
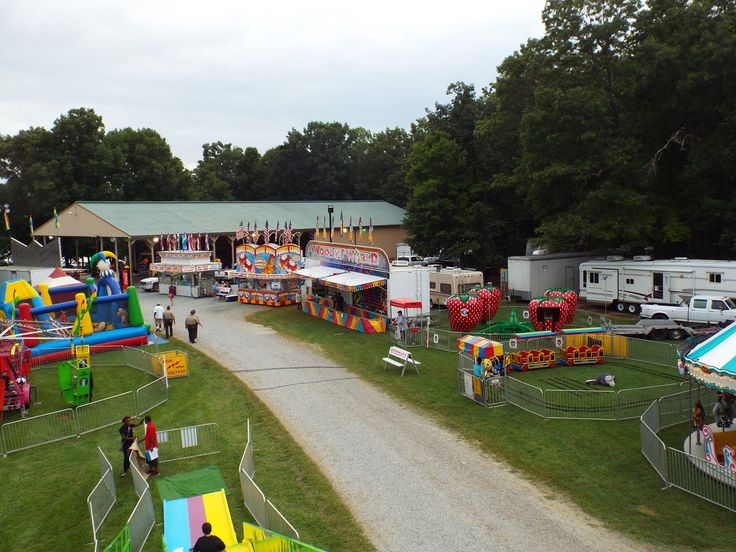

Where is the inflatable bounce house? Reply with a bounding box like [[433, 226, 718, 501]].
[[527, 288, 579, 332], [0, 251, 148, 362]]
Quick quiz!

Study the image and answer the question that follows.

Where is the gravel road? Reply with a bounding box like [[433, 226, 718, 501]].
[[140, 292, 647, 552]]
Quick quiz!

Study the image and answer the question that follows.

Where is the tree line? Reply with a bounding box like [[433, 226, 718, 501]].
[[1, 0, 734, 268]]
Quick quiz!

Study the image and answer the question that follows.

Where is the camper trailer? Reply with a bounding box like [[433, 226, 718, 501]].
[[428, 266, 484, 306], [507, 252, 590, 301], [579, 257, 736, 313]]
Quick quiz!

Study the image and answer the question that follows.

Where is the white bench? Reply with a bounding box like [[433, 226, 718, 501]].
[[382, 346, 421, 377]]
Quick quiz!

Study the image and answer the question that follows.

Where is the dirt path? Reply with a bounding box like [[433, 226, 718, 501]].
[[141, 292, 648, 552]]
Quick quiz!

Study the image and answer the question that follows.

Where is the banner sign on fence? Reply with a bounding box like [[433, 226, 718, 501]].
[[158, 351, 189, 378]]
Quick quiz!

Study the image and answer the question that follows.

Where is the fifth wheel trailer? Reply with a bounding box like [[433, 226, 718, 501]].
[[579, 257, 736, 313]]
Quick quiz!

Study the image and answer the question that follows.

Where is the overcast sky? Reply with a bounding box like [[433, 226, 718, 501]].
[[1, 1, 545, 167]]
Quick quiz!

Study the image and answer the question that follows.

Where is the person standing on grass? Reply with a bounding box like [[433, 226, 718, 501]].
[[153, 303, 165, 332], [142, 415, 159, 476], [118, 415, 142, 477], [185, 309, 202, 344], [192, 522, 226, 552], [163, 306, 175, 338]]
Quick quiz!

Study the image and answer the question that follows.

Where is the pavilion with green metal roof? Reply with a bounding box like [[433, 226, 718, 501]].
[[35, 201, 407, 269]]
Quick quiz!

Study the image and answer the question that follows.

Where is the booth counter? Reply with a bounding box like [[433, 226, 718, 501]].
[[233, 243, 301, 307], [150, 250, 222, 298]]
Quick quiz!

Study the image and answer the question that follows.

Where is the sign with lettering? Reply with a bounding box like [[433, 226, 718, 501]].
[[305, 241, 390, 275], [158, 351, 189, 378]]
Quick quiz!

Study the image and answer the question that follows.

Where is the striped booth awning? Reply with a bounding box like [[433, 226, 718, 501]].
[[456, 335, 503, 358], [318, 271, 386, 292]]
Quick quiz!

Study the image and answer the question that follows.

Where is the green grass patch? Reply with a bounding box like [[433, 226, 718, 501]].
[[0, 342, 372, 552], [512, 358, 679, 391], [251, 307, 736, 550]]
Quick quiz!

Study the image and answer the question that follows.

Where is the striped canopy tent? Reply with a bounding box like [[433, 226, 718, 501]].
[[683, 321, 736, 393], [456, 335, 503, 359]]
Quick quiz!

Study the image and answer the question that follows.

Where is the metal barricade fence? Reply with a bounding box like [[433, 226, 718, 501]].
[[657, 390, 695, 428], [76, 392, 137, 435], [1, 408, 77, 454], [88, 448, 116, 552], [266, 499, 299, 540], [426, 327, 458, 352], [640, 400, 667, 481], [505, 377, 546, 418], [544, 389, 617, 421], [124, 347, 163, 377], [127, 487, 155, 552], [239, 468, 268, 527], [135, 376, 168, 415], [130, 451, 149, 498], [666, 447, 736, 513], [158, 423, 219, 463], [621, 338, 677, 366], [240, 419, 256, 478], [616, 383, 685, 420]]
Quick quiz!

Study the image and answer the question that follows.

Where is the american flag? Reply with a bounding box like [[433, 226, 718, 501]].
[[253, 222, 258, 243], [264, 220, 270, 243], [246, 222, 250, 242], [284, 221, 293, 244], [204, 233, 210, 251], [275, 221, 280, 243], [236, 220, 245, 241], [196, 233, 201, 250], [188, 233, 194, 250]]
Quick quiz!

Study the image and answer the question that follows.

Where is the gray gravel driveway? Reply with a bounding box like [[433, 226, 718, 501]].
[[139, 291, 645, 552]]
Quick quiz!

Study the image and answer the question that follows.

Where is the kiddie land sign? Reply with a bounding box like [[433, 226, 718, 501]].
[[305, 241, 390, 275]]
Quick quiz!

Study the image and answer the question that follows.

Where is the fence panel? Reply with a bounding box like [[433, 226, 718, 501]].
[[657, 389, 696, 428], [102, 524, 130, 552], [266, 499, 300, 540], [124, 347, 163, 377], [136, 376, 168, 415], [640, 401, 667, 481], [239, 468, 267, 527], [617, 383, 685, 420], [624, 338, 677, 366], [1, 408, 77, 454], [127, 487, 155, 552], [130, 451, 149, 498], [157, 423, 219, 463], [77, 392, 137, 435], [667, 448, 736, 513], [544, 389, 617, 420], [240, 419, 256, 479], [426, 327, 458, 352], [88, 469, 116, 539], [505, 377, 546, 418]]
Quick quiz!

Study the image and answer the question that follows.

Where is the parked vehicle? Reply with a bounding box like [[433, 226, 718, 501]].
[[604, 318, 716, 341], [639, 295, 736, 325], [579, 257, 736, 313], [428, 266, 483, 307], [140, 276, 159, 292]]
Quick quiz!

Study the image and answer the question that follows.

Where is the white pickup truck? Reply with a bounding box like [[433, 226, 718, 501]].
[[640, 295, 736, 325]]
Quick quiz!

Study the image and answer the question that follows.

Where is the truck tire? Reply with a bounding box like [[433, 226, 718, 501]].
[[615, 302, 626, 313], [652, 313, 668, 320], [651, 329, 668, 341], [668, 328, 686, 340], [626, 303, 639, 315]]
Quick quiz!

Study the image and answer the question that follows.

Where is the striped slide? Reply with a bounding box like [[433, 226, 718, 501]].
[[163, 489, 238, 552]]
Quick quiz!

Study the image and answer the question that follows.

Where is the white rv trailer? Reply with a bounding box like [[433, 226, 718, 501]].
[[427, 266, 484, 306], [579, 257, 736, 313]]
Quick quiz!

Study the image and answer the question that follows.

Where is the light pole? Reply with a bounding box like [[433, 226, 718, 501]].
[[327, 205, 334, 243]]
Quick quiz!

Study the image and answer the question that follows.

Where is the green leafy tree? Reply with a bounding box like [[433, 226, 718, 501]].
[[189, 142, 262, 200]]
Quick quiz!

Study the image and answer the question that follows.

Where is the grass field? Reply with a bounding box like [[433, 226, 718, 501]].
[[251, 306, 736, 550], [0, 343, 372, 552], [512, 358, 681, 391]]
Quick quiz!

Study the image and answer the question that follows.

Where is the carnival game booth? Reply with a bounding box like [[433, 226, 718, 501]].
[[297, 241, 391, 334], [150, 250, 222, 298], [232, 243, 301, 306]]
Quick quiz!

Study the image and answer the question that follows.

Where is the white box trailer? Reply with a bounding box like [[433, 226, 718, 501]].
[[388, 264, 431, 317], [0, 266, 54, 286], [579, 257, 736, 313], [507, 252, 590, 301]]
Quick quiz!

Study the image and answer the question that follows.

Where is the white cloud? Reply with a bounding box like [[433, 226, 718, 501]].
[[0, 0, 545, 167]]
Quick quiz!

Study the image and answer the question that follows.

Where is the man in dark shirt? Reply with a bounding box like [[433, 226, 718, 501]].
[[118, 416, 141, 477], [192, 522, 226, 552]]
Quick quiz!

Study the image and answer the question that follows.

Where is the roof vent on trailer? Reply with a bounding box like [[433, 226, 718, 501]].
[[633, 255, 651, 261], [673, 257, 688, 261], [532, 249, 549, 256], [606, 255, 625, 261]]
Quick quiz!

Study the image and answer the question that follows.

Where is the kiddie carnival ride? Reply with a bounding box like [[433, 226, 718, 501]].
[[0, 342, 32, 418], [680, 323, 736, 479], [232, 243, 302, 306], [0, 251, 148, 362]]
